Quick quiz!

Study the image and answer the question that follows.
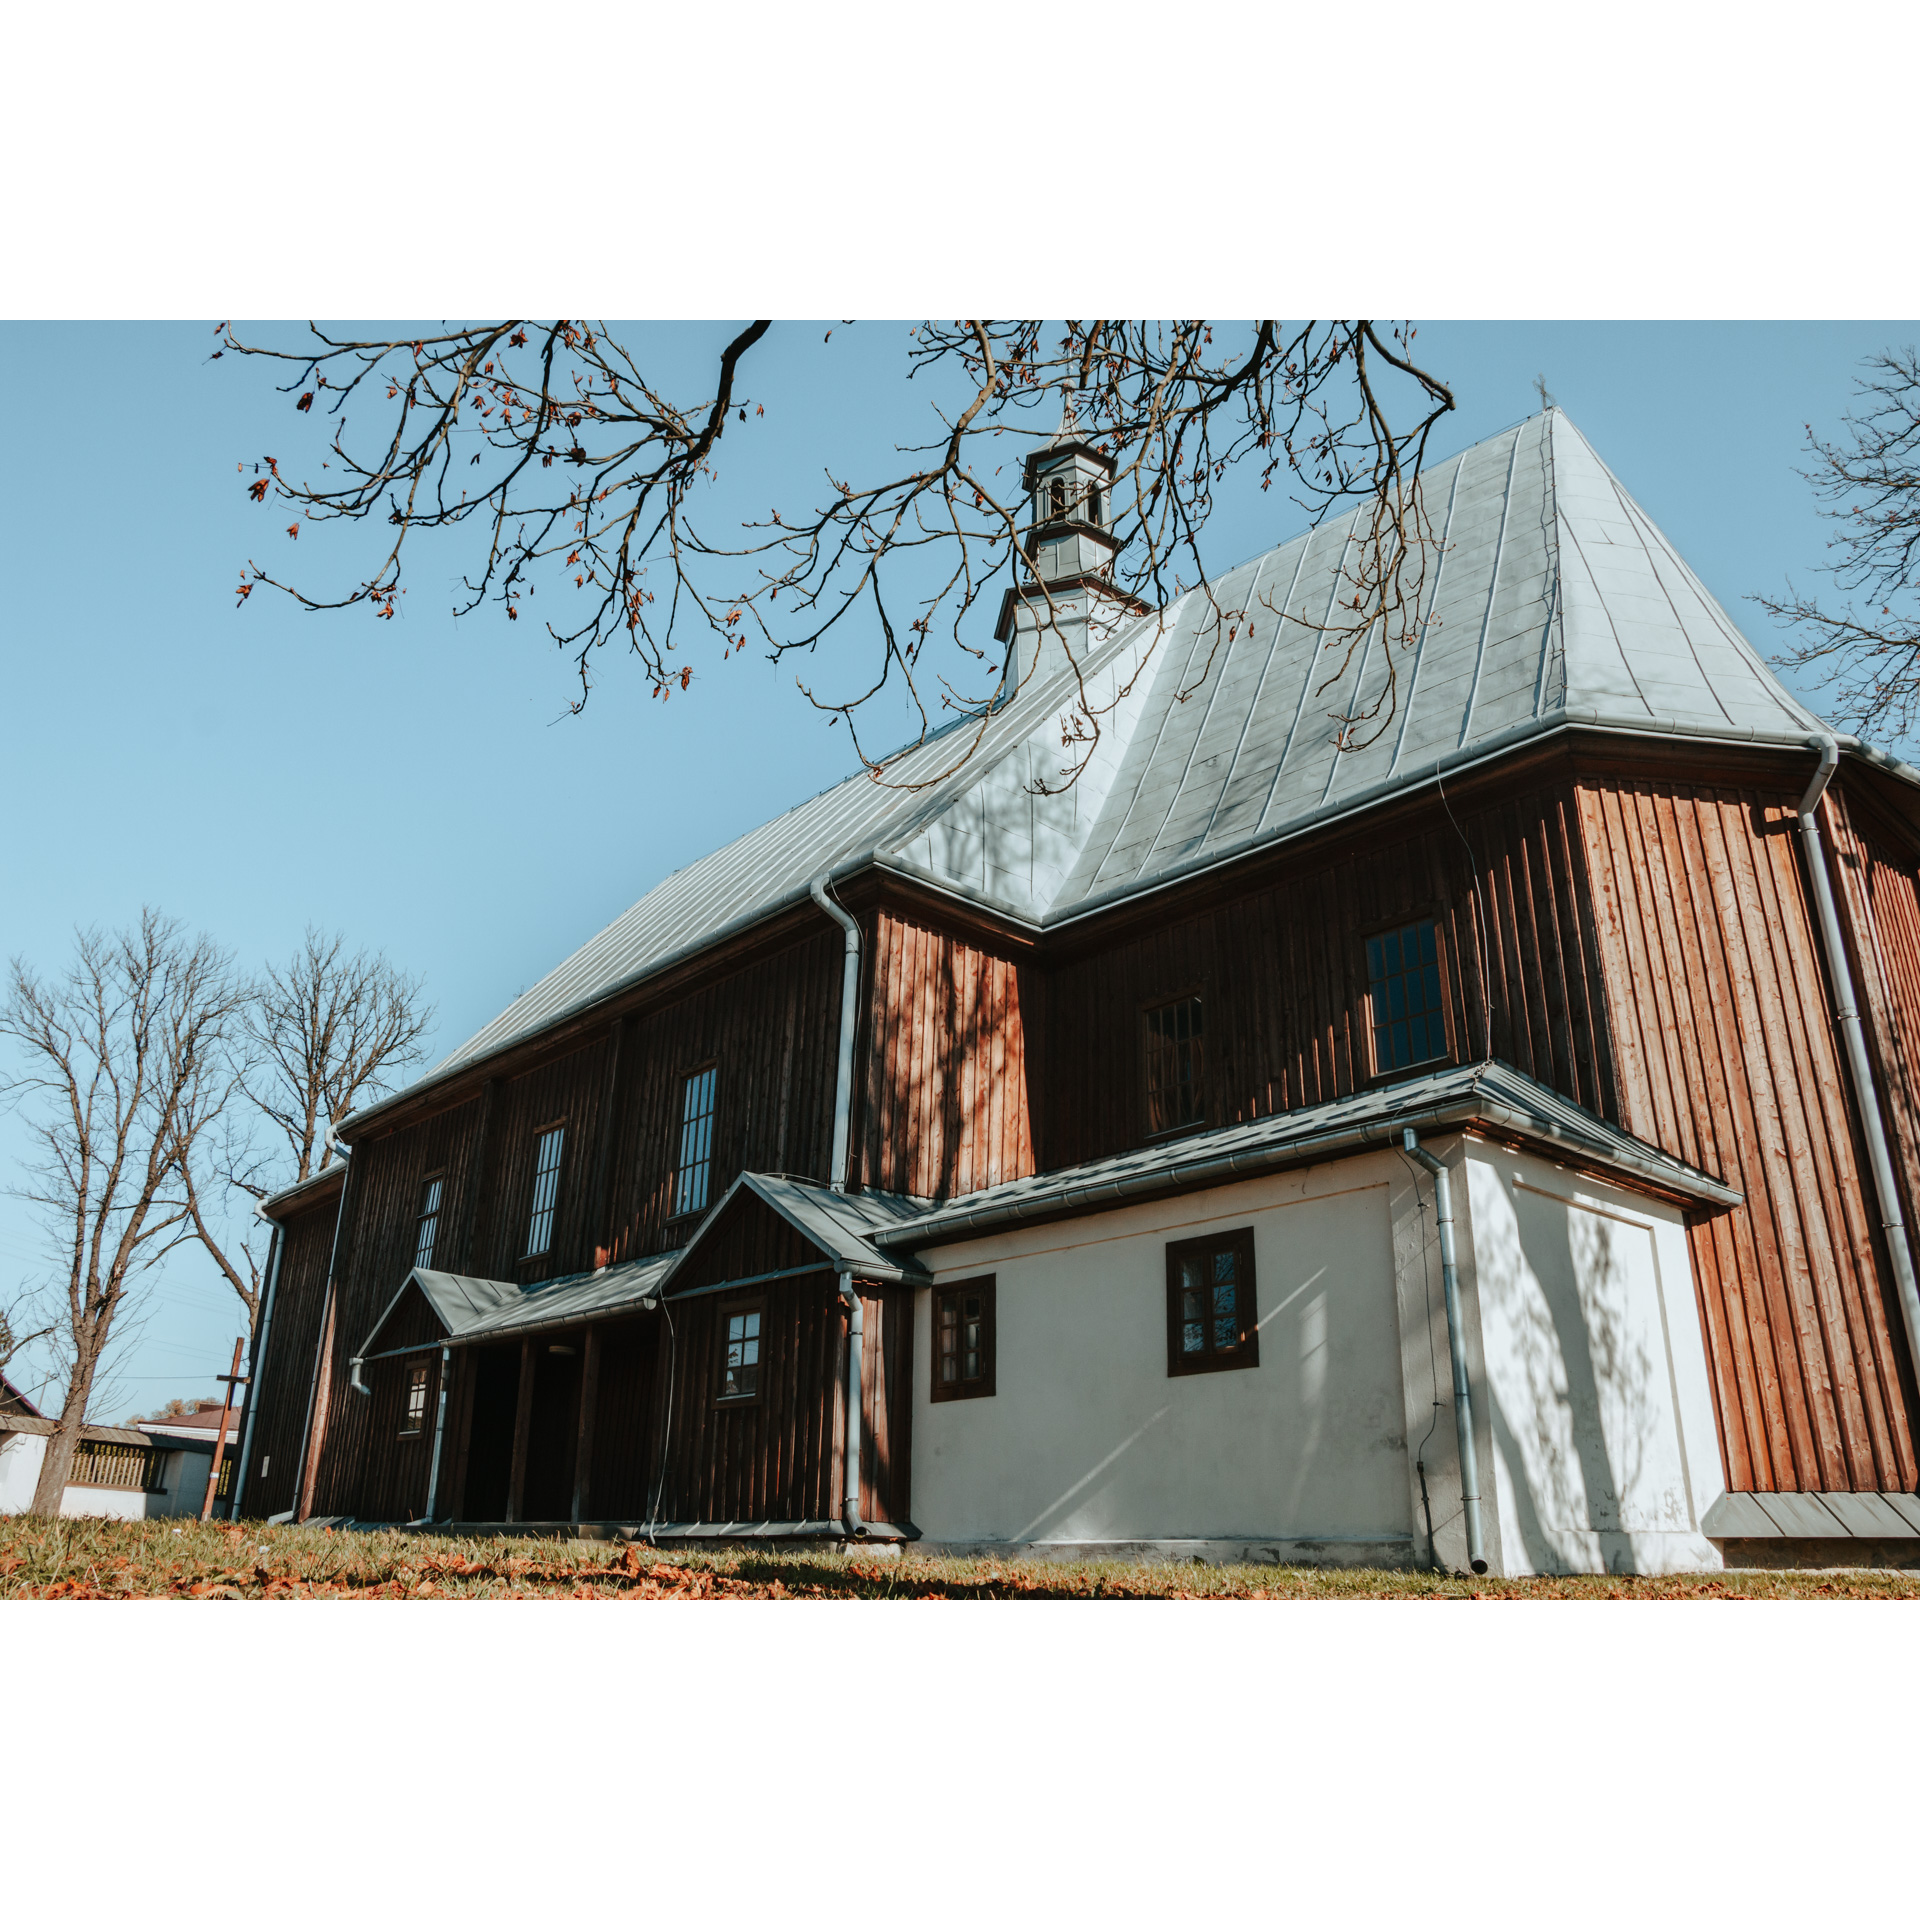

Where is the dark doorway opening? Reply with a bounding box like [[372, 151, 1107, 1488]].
[[523, 1345, 580, 1521], [463, 1345, 520, 1521]]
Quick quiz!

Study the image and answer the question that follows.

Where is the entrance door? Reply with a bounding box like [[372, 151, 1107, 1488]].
[[462, 1346, 520, 1521], [522, 1344, 580, 1521]]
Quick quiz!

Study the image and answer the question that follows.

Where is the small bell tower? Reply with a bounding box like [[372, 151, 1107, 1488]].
[[996, 400, 1126, 694]]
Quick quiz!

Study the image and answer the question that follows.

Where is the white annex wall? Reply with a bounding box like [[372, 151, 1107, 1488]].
[[1460, 1141, 1725, 1575], [912, 1158, 1418, 1558]]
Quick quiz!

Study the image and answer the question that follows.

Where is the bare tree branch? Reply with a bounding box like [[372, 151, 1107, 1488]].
[[220, 319, 1454, 791], [1756, 345, 1920, 744]]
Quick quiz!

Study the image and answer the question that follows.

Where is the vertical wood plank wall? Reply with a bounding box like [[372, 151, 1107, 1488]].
[[236, 1190, 341, 1520], [858, 910, 1038, 1200], [1041, 780, 1617, 1170], [1575, 772, 1918, 1495]]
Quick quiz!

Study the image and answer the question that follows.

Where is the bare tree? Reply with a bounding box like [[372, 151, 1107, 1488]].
[[1757, 346, 1920, 745], [176, 928, 432, 1328], [219, 320, 1454, 781], [0, 911, 250, 1515]]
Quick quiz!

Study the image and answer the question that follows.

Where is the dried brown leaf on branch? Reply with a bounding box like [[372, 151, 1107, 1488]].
[[219, 320, 1454, 790]]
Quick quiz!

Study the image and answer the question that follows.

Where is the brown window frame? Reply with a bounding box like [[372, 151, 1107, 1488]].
[[1363, 915, 1451, 1081], [930, 1275, 996, 1403], [716, 1294, 766, 1406], [1142, 992, 1207, 1137], [400, 1362, 431, 1438], [1165, 1227, 1260, 1378]]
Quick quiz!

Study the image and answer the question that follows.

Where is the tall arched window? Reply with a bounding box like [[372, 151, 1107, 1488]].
[[1048, 476, 1066, 520]]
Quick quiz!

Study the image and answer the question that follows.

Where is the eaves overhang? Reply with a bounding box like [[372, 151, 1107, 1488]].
[[873, 1059, 1742, 1254]]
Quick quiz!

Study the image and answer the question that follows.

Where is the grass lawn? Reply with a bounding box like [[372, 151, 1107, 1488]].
[[2, 1515, 1915, 1597]]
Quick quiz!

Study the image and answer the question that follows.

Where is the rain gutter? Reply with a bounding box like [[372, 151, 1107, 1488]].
[[1795, 736, 1920, 1395]]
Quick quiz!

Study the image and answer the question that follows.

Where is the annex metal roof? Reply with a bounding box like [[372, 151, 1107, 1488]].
[[369, 410, 1847, 1114], [872, 1059, 1743, 1250], [667, 1172, 932, 1290], [356, 1257, 676, 1358]]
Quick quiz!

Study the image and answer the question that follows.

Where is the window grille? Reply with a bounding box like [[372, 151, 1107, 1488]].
[[1165, 1228, 1260, 1377], [402, 1364, 429, 1435], [1365, 919, 1447, 1073], [674, 1066, 717, 1216], [932, 1276, 996, 1402], [415, 1176, 443, 1270], [1144, 996, 1205, 1133], [524, 1125, 565, 1258], [719, 1303, 763, 1401]]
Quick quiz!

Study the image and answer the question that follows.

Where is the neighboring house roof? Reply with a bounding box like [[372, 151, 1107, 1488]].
[[871, 1058, 1743, 1252], [355, 408, 1868, 1125], [136, 1409, 241, 1441], [0, 1412, 150, 1445], [1, 1371, 43, 1420]]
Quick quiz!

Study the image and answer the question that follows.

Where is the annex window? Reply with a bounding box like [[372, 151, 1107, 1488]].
[[1365, 918, 1447, 1074], [1166, 1227, 1259, 1377], [673, 1065, 717, 1216], [401, 1364, 430, 1436], [931, 1275, 996, 1402], [414, 1175, 444, 1271], [1144, 995, 1205, 1134], [524, 1124, 565, 1259], [718, 1300, 763, 1403]]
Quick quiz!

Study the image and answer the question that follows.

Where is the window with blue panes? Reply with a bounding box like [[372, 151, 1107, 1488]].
[[1365, 918, 1447, 1074]]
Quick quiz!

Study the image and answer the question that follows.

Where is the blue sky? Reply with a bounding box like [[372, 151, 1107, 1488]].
[[0, 318, 1911, 1419]]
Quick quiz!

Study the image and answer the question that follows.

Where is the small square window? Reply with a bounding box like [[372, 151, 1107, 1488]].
[[718, 1300, 763, 1403], [1165, 1228, 1259, 1377], [415, 1175, 444, 1271], [673, 1065, 717, 1216], [1144, 996, 1205, 1134], [402, 1364, 430, 1435], [524, 1125, 565, 1258], [931, 1275, 996, 1402], [1365, 919, 1448, 1074]]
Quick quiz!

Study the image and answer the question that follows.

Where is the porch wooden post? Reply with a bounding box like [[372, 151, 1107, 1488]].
[[571, 1325, 601, 1526], [505, 1338, 535, 1523], [448, 1352, 477, 1521]]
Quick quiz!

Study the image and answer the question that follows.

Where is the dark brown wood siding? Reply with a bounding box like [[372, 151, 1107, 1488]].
[[857, 910, 1039, 1200], [603, 927, 847, 1258], [236, 1189, 341, 1520], [1575, 771, 1919, 1496], [1040, 774, 1617, 1169], [352, 1286, 446, 1523]]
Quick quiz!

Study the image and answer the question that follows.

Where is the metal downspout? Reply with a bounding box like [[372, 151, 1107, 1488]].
[[291, 1132, 355, 1522], [810, 876, 862, 1193], [423, 1343, 453, 1523], [228, 1207, 284, 1519], [839, 1268, 865, 1538], [1796, 737, 1920, 1395], [1402, 1130, 1489, 1573]]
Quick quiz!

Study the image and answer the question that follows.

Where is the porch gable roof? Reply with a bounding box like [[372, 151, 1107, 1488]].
[[664, 1171, 932, 1297]]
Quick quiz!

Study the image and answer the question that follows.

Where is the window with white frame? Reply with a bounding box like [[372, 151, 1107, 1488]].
[[719, 1300, 763, 1402], [402, 1364, 430, 1435], [673, 1066, 716, 1216], [524, 1125, 565, 1258], [415, 1175, 443, 1270]]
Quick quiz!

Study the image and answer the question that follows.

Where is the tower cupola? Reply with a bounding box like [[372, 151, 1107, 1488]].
[[995, 401, 1129, 694]]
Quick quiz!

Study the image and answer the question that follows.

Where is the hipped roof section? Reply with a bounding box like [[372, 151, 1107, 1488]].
[[359, 410, 1863, 1125]]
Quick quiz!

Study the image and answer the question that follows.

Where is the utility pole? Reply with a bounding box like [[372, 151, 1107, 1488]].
[[200, 1337, 245, 1523]]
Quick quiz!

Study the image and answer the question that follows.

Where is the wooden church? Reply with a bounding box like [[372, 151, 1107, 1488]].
[[236, 408, 1920, 1572]]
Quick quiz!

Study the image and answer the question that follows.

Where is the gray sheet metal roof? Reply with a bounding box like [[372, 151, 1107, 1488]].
[[669, 1172, 932, 1287], [873, 1059, 1742, 1250], [357, 1256, 678, 1358], [261, 1160, 346, 1216], [370, 410, 1842, 1111]]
